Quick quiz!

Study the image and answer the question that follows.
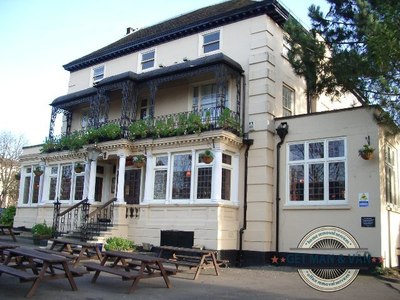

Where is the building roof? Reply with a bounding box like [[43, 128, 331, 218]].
[[63, 0, 288, 72], [52, 53, 243, 107]]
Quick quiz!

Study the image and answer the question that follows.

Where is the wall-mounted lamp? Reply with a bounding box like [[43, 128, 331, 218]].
[[276, 122, 289, 141]]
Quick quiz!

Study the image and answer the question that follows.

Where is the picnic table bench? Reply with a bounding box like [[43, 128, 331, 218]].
[[83, 250, 173, 293], [158, 245, 220, 280], [0, 241, 18, 262], [49, 238, 102, 266], [2, 247, 79, 298], [0, 225, 20, 242]]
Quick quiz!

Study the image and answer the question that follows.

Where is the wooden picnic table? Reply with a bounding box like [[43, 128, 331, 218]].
[[1, 247, 78, 298], [0, 225, 18, 242], [83, 250, 173, 293], [158, 245, 220, 280], [0, 241, 18, 262], [49, 238, 102, 266]]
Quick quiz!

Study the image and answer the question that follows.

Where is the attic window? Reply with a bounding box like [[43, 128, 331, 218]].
[[92, 65, 105, 84], [141, 49, 155, 70], [202, 30, 220, 54]]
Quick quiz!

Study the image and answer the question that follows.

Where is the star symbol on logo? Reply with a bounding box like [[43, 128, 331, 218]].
[[271, 256, 279, 264], [280, 257, 286, 263]]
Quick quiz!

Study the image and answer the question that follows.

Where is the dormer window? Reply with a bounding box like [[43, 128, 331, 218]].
[[141, 49, 155, 70], [92, 65, 105, 85], [202, 30, 220, 54]]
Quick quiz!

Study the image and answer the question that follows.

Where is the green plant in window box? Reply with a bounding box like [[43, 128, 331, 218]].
[[200, 149, 214, 164], [358, 144, 375, 160], [132, 155, 146, 168], [128, 119, 152, 140]]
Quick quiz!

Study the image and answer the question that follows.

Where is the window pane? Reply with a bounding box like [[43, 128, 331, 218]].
[[203, 31, 219, 44], [23, 176, 31, 204], [203, 32, 220, 53], [329, 162, 345, 200], [60, 165, 72, 200], [156, 156, 168, 167], [172, 154, 192, 199], [49, 177, 57, 200], [309, 142, 324, 159], [289, 165, 304, 201], [32, 175, 40, 204], [142, 60, 154, 69], [197, 167, 212, 199], [74, 176, 84, 201], [289, 144, 304, 161], [309, 163, 324, 200], [222, 154, 232, 165], [329, 140, 344, 158], [142, 51, 154, 61], [221, 168, 231, 200], [154, 170, 168, 199]]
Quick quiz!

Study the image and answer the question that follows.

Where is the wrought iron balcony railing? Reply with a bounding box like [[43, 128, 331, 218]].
[[41, 107, 241, 153]]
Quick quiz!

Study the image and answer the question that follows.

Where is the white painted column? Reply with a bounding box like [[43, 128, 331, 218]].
[[116, 154, 126, 203], [211, 149, 222, 202], [82, 161, 91, 200], [87, 159, 98, 203], [143, 153, 153, 203], [232, 153, 240, 204]]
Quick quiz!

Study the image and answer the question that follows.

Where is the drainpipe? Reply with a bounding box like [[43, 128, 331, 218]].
[[239, 138, 253, 267], [275, 122, 289, 253]]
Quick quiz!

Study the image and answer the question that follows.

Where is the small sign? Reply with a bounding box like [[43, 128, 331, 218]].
[[361, 217, 375, 227], [358, 192, 369, 207]]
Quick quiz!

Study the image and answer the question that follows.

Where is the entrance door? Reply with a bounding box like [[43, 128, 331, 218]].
[[124, 169, 141, 204]]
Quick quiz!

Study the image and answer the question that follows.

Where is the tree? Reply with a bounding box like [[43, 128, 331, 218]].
[[285, 0, 400, 124], [0, 131, 27, 207]]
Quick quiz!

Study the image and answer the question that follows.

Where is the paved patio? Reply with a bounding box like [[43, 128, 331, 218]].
[[0, 236, 399, 299]]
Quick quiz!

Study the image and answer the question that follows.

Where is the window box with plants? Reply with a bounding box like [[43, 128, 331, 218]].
[[200, 150, 214, 164], [359, 144, 375, 160], [31, 222, 54, 246], [74, 162, 84, 173], [132, 155, 146, 168], [33, 166, 44, 177]]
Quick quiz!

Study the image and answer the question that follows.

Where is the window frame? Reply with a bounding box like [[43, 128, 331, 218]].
[[200, 29, 221, 55], [92, 65, 105, 85], [282, 85, 294, 116], [385, 144, 398, 206], [140, 49, 156, 71], [286, 138, 347, 206]]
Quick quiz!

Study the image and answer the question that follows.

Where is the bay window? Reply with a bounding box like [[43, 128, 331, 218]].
[[287, 138, 346, 205]]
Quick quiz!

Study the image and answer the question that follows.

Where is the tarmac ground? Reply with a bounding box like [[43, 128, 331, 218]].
[[0, 235, 399, 299]]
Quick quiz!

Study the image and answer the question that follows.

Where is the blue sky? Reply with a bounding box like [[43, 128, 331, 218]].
[[0, 0, 329, 145]]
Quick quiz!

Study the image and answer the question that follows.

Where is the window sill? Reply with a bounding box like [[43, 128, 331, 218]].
[[283, 205, 351, 210]]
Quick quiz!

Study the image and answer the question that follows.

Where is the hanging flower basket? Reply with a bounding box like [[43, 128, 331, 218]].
[[358, 144, 374, 160], [200, 150, 214, 164], [74, 162, 84, 173], [33, 167, 43, 177], [132, 155, 146, 168]]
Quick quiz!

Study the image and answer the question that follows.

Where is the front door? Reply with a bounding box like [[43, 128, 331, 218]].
[[124, 169, 141, 204]]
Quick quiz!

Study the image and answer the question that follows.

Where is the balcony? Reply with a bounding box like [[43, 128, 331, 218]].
[[41, 107, 241, 153]]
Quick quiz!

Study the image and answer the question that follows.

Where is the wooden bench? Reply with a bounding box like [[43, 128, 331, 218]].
[[128, 261, 178, 275], [0, 264, 38, 281], [50, 263, 89, 277], [0, 225, 19, 242], [84, 262, 140, 280]]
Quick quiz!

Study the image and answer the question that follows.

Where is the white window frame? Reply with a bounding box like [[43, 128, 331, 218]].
[[140, 49, 156, 71], [195, 151, 213, 201], [282, 85, 294, 116], [286, 138, 347, 206], [200, 29, 221, 55], [221, 153, 232, 201], [385, 144, 398, 206], [92, 65, 105, 85]]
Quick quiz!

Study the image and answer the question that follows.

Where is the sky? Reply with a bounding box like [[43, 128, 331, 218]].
[[0, 0, 329, 146]]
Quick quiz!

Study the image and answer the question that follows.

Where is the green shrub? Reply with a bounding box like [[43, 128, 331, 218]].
[[0, 206, 16, 226], [31, 221, 54, 237], [104, 237, 135, 251]]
